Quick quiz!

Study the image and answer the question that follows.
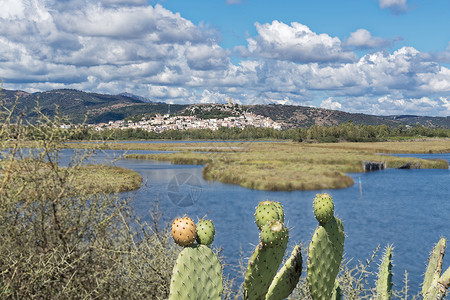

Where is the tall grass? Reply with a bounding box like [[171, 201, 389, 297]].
[[121, 141, 448, 191]]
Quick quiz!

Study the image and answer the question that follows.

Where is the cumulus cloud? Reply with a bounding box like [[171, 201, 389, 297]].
[[321, 98, 342, 110], [378, 0, 408, 13], [0, 0, 449, 116], [237, 21, 357, 63], [344, 29, 396, 49]]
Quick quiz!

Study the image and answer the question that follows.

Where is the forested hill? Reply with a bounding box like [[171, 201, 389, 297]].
[[1, 88, 449, 128], [247, 104, 450, 128], [0, 89, 188, 124]]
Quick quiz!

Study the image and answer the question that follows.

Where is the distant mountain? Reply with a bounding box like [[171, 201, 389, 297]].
[[118, 92, 152, 103], [385, 115, 450, 128], [0, 89, 187, 124], [246, 104, 450, 128], [1, 88, 449, 128]]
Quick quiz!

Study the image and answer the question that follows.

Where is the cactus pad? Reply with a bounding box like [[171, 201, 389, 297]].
[[313, 193, 334, 225], [172, 216, 196, 247], [196, 219, 215, 245], [307, 216, 345, 300], [255, 201, 282, 230], [260, 220, 289, 248], [376, 246, 393, 300], [422, 237, 445, 297], [169, 244, 223, 300], [244, 239, 288, 300], [265, 245, 302, 300], [331, 279, 342, 300]]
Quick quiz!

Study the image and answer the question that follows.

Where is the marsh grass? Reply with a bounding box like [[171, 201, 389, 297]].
[[121, 141, 448, 191]]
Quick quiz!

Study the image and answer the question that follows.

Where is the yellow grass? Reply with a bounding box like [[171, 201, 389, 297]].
[[117, 140, 449, 191]]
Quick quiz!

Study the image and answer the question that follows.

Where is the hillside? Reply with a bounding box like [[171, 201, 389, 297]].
[[0, 89, 188, 124], [246, 104, 450, 128], [1, 88, 449, 128]]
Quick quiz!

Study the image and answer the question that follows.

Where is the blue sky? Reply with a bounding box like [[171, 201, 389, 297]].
[[0, 0, 449, 116]]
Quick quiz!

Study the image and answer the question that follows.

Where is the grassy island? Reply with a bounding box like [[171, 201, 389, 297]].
[[121, 139, 449, 191]]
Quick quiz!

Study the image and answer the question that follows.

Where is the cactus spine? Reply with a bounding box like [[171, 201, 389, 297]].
[[376, 246, 393, 300], [307, 193, 345, 300]]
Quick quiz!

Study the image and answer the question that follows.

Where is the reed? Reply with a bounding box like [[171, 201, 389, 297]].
[[119, 140, 448, 191]]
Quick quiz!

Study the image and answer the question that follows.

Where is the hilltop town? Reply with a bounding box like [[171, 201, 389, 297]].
[[90, 102, 283, 132]]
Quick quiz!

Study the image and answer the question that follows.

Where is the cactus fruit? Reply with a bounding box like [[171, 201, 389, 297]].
[[254, 201, 283, 230], [272, 201, 285, 224], [260, 220, 289, 248], [244, 239, 288, 300], [307, 216, 345, 300], [422, 237, 446, 297], [196, 219, 215, 245], [376, 246, 393, 300], [313, 193, 334, 225], [168, 244, 223, 300], [266, 245, 303, 300], [171, 216, 196, 247]]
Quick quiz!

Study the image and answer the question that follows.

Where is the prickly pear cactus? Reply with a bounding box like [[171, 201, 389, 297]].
[[331, 279, 342, 300], [244, 239, 288, 300], [422, 237, 446, 297], [265, 245, 302, 300], [196, 219, 215, 245], [254, 201, 282, 230], [272, 201, 285, 224], [260, 220, 288, 248], [376, 246, 393, 300], [169, 244, 223, 300], [307, 216, 345, 300], [424, 266, 450, 300], [423, 237, 450, 300], [438, 266, 450, 297], [171, 216, 196, 246], [245, 200, 296, 300], [313, 193, 334, 225]]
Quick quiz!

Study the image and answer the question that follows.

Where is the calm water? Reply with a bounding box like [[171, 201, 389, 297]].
[[59, 148, 450, 295]]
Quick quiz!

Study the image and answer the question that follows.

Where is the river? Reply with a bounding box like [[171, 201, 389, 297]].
[[61, 147, 450, 296]]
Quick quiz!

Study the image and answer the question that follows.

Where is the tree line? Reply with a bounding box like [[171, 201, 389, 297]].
[[12, 122, 449, 142]]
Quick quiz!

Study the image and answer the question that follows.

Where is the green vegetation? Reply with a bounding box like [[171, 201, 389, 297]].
[[2, 91, 450, 299], [168, 197, 450, 299], [247, 104, 450, 128], [122, 140, 448, 191], [0, 96, 176, 299], [1, 88, 188, 124], [35, 122, 450, 141]]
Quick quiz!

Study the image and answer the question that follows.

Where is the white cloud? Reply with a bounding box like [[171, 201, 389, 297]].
[[321, 98, 342, 110], [378, 0, 408, 13], [0, 0, 449, 116], [238, 21, 357, 63], [344, 29, 393, 49], [102, 0, 147, 6]]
